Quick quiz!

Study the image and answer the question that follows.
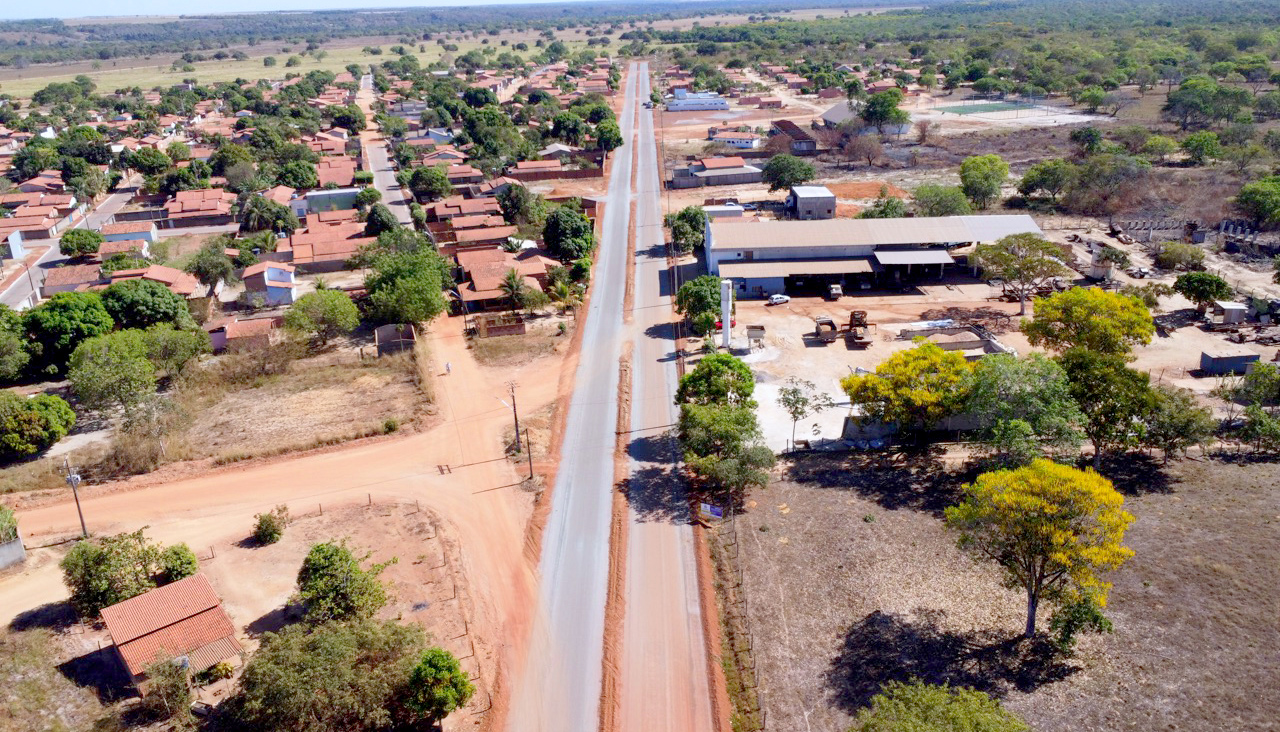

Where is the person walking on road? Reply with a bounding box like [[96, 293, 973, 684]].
[[445, 362, 452, 376]]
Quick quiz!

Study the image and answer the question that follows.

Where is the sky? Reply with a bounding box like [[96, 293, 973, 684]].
[[3, 0, 586, 21]]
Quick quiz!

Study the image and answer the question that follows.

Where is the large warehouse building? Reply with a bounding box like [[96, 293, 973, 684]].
[[704, 215, 1043, 297]]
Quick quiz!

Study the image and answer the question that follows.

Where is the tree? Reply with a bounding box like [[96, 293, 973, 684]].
[[1142, 384, 1215, 462], [860, 88, 910, 133], [140, 657, 192, 723], [912, 184, 971, 217], [364, 203, 400, 237], [59, 529, 162, 617], [1017, 159, 1074, 202], [127, 147, 172, 175], [1022, 288, 1154, 357], [542, 206, 595, 261], [407, 166, 453, 202], [0, 305, 29, 383], [851, 680, 1028, 732], [240, 194, 300, 233], [185, 242, 235, 289], [1235, 176, 1280, 227], [842, 134, 882, 166], [1173, 271, 1232, 313], [1058, 348, 1154, 467], [841, 341, 972, 431], [354, 187, 382, 210], [946, 459, 1134, 637], [965, 353, 1084, 466], [278, 160, 319, 189], [1223, 143, 1266, 175], [285, 290, 360, 346], [101, 278, 187, 330], [777, 377, 835, 449], [595, 119, 623, 152], [498, 184, 546, 229], [296, 541, 394, 624], [365, 250, 451, 325], [226, 619, 425, 732], [1181, 131, 1221, 165], [0, 392, 75, 458], [761, 154, 815, 192], [59, 228, 103, 258], [22, 292, 114, 376], [158, 543, 198, 584], [675, 275, 721, 320], [667, 206, 706, 254], [68, 333, 157, 416], [404, 648, 475, 726], [972, 233, 1072, 315], [1069, 126, 1104, 156], [141, 324, 209, 375], [959, 154, 1009, 209], [677, 352, 754, 406], [1076, 86, 1106, 113], [1140, 135, 1179, 162], [499, 268, 530, 311]]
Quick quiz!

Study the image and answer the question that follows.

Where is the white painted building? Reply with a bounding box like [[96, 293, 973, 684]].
[[666, 89, 730, 112]]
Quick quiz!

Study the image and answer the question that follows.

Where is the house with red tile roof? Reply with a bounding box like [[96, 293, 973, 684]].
[[100, 221, 158, 242], [456, 247, 558, 311], [280, 212, 375, 272], [41, 264, 106, 297], [242, 261, 298, 306], [424, 196, 502, 222], [445, 164, 485, 185], [100, 573, 242, 691], [207, 316, 284, 352], [110, 265, 210, 299], [163, 189, 236, 227], [316, 156, 358, 188]]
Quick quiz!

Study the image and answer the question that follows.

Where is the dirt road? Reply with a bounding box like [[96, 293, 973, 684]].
[[618, 63, 715, 732], [0, 318, 552, 718]]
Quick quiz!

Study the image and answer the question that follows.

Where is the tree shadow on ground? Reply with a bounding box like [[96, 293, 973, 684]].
[[781, 449, 969, 517], [57, 647, 135, 704], [623, 434, 691, 524], [9, 601, 79, 631], [825, 609, 1078, 714], [642, 321, 678, 343], [1087, 453, 1174, 495], [245, 604, 302, 638]]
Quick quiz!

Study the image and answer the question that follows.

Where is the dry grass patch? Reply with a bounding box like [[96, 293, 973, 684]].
[[732, 452, 1280, 732], [468, 332, 564, 368]]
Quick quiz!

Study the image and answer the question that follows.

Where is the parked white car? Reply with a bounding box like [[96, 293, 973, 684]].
[[767, 294, 791, 305]]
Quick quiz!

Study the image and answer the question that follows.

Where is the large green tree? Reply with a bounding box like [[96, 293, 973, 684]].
[[959, 154, 1009, 209], [296, 542, 394, 624], [0, 391, 75, 459], [1173, 271, 1232, 313], [965, 353, 1084, 466], [404, 648, 476, 726], [542, 206, 595, 262], [761, 154, 815, 192], [972, 233, 1072, 315], [285, 290, 360, 346], [101, 278, 188, 331], [59, 529, 163, 617], [912, 184, 972, 217], [365, 250, 451, 324], [676, 352, 754, 406], [1058, 348, 1154, 467], [226, 619, 426, 732], [22, 292, 114, 376], [58, 228, 103, 258]]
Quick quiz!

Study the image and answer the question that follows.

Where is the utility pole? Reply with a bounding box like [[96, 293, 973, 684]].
[[63, 457, 87, 539], [525, 429, 534, 480], [497, 382, 522, 454]]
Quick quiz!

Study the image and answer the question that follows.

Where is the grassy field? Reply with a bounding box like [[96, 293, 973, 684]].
[[0, 36, 590, 99], [729, 452, 1280, 732]]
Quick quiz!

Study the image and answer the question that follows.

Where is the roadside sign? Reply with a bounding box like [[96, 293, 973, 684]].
[[699, 503, 724, 522]]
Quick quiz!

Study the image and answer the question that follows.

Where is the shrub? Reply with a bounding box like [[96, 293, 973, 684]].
[[253, 504, 289, 544], [158, 543, 199, 584], [1155, 241, 1205, 271], [0, 392, 76, 459], [140, 657, 192, 722], [295, 540, 395, 624]]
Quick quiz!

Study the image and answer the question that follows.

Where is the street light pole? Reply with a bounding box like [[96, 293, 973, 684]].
[[496, 382, 522, 454], [63, 457, 87, 539]]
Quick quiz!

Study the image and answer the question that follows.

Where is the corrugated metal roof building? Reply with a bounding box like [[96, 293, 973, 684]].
[[704, 215, 1042, 298]]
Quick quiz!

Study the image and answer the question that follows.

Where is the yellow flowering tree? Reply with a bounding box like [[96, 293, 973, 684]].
[[945, 459, 1134, 638], [1021, 287, 1154, 357], [841, 340, 972, 431]]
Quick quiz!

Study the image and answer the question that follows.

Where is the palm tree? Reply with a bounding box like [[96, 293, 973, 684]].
[[548, 281, 581, 314], [499, 269, 528, 312]]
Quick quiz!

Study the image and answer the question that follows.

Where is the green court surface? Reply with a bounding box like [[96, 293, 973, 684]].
[[934, 101, 1037, 115]]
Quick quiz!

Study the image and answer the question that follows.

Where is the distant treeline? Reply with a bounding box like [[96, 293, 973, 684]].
[[0, 0, 906, 67]]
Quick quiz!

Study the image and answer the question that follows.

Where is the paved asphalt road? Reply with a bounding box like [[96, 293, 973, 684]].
[[1, 179, 138, 309], [359, 73, 414, 226], [619, 63, 714, 732], [508, 64, 639, 732]]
